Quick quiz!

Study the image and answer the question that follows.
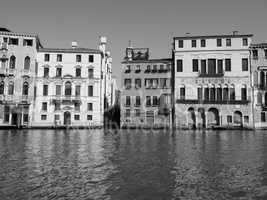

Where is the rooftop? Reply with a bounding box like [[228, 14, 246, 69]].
[[39, 47, 101, 54], [250, 43, 267, 48], [122, 58, 172, 64], [174, 33, 253, 40]]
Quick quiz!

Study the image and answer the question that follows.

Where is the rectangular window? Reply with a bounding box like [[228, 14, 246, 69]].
[[230, 88, 235, 100], [227, 115, 232, 123], [126, 96, 131, 106], [217, 38, 222, 47], [42, 102, 47, 111], [176, 59, 183, 72], [135, 96, 141, 106], [125, 109, 131, 117], [152, 96, 158, 106], [87, 115, 93, 120], [76, 68, 81, 77], [23, 39, 33, 46], [135, 65, 141, 73], [217, 60, 223, 74], [87, 103, 93, 111], [135, 79, 141, 89], [44, 67, 49, 77], [243, 38, 248, 46], [54, 114, 60, 120], [223, 88, 229, 100], [89, 55, 94, 62], [56, 68, 62, 77], [56, 85, 61, 96], [43, 85, 48, 96], [208, 59, 216, 75], [41, 115, 47, 120], [23, 114, 29, 123], [135, 109, 141, 117], [204, 88, 209, 100], [265, 50, 267, 59], [178, 40, 183, 48], [75, 85, 81, 96], [201, 39, 206, 47], [252, 50, 258, 59], [4, 106, 9, 123], [226, 38, 231, 46], [125, 65, 131, 73], [146, 96, 151, 106], [54, 102, 60, 111], [76, 55, 82, 62], [241, 88, 247, 101], [88, 68, 94, 78], [57, 54, 62, 62], [242, 58, 248, 71], [74, 115, 80, 120], [210, 88, 215, 100], [124, 79, 131, 89], [192, 40, 197, 47], [244, 116, 249, 123], [9, 38, 19, 45], [225, 59, 231, 71], [88, 86, 93, 96], [261, 112, 266, 122], [197, 87, 202, 100], [217, 88, 222, 100], [74, 102, 80, 111], [44, 54, 50, 62], [192, 59, 198, 72], [180, 87, 185, 99], [201, 60, 206, 74]]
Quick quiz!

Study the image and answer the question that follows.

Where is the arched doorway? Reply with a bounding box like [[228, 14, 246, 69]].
[[64, 111, 71, 125], [198, 108, 206, 128], [187, 107, 196, 129], [234, 111, 243, 127], [207, 108, 220, 127]]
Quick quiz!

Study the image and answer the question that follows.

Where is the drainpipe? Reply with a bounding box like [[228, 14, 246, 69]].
[[171, 38, 176, 131]]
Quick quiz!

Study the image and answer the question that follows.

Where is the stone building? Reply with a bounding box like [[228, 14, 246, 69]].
[[121, 46, 172, 128], [32, 37, 113, 127], [173, 33, 254, 129], [0, 28, 41, 127], [251, 43, 267, 128]]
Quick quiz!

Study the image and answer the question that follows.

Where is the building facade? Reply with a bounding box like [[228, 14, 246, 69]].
[[31, 37, 113, 127], [0, 28, 41, 127], [251, 43, 267, 128], [121, 46, 172, 128], [173, 33, 254, 129]]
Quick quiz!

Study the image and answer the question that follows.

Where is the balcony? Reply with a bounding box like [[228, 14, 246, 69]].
[[20, 69, 32, 77], [135, 69, 141, 73], [198, 72, 224, 78], [124, 70, 131, 74], [144, 69, 151, 73], [151, 69, 158, 73], [7, 69, 15, 76], [52, 95, 81, 104], [176, 99, 250, 105]]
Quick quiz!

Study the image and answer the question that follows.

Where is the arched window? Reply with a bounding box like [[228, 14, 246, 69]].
[[241, 85, 247, 101], [9, 56, 16, 69], [8, 82, 14, 95], [210, 85, 216, 100], [65, 82, 72, 96], [216, 85, 222, 101], [223, 85, 229, 100], [22, 82, 29, 95], [230, 84, 235, 100], [0, 81, 4, 95], [24, 56, 30, 70], [257, 92, 262, 104]]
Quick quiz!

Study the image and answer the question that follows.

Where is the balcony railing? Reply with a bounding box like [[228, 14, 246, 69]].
[[0, 95, 31, 103], [144, 69, 151, 73], [198, 72, 224, 77], [135, 69, 141, 73], [124, 70, 131, 73], [176, 99, 250, 105]]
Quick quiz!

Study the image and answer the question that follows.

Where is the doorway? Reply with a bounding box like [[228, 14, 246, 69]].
[[64, 111, 71, 125]]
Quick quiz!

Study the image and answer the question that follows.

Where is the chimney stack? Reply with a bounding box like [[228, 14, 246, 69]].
[[71, 41, 78, 49], [233, 31, 238, 36]]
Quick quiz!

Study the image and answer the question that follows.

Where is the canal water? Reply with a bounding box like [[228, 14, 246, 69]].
[[0, 129, 267, 200]]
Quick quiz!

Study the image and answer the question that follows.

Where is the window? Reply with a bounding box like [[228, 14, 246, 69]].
[[217, 88, 222, 100], [177, 59, 183, 72], [201, 60, 206, 74], [43, 85, 48, 96], [223, 87, 229, 100], [265, 50, 267, 59], [44, 67, 49, 78], [4, 106, 9, 123], [54, 115, 60, 120], [88, 85, 93, 96], [226, 38, 231, 46], [125, 109, 131, 117], [192, 59, 198, 72], [180, 87, 185, 99], [9, 56, 16, 69], [135, 109, 141, 117], [217, 38, 222, 47], [76, 68, 81, 77], [244, 116, 249, 123], [22, 82, 29, 95], [75, 85, 81, 96], [126, 96, 131, 106], [217, 60, 223, 74], [87, 115, 93, 120], [243, 38, 248, 46], [56, 85, 61, 96], [145, 65, 151, 73], [76, 55, 82, 62], [41, 115, 47, 120], [87, 103, 93, 111], [210, 87, 216, 100], [135, 65, 141, 73], [54, 102, 60, 111], [230, 87, 235, 100], [124, 79, 131, 89], [44, 54, 50, 62], [74, 115, 80, 120], [152, 65, 157, 72], [192, 40, 197, 47], [152, 96, 158, 106], [204, 88, 209, 100], [1, 60, 6, 68], [125, 65, 131, 73], [227, 115, 232, 123], [65, 82, 72, 96], [252, 50, 258, 59], [89, 55, 94, 63], [225, 59, 231, 71], [261, 112, 266, 122], [8, 82, 14, 95], [74, 102, 80, 111], [23, 39, 33, 46], [9, 38, 18, 45], [135, 79, 141, 89], [135, 96, 141, 106], [208, 59, 216, 75], [0, 82, 4, 95], [146, 96, 151, 106], [152, 79, 158, 89], [197, 87, 202, 100], [24, 56, 30, 70], [201, 39, 206, 47], [23, 114, 29, 123], [242, 58, 248, 71], [42, 102, 47, 111], [88, 68, 94, 78], [56, 68, 62, 77], [57, 54, 62, 62], [178, 40, 183, 48], [241, 87, 247, 101]]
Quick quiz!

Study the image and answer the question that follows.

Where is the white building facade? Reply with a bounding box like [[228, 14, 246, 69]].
[[173, 33, 254, 129]]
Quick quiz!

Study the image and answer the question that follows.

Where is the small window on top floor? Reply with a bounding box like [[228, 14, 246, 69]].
[[201, 39, 206, 47], [178, 40, 183, 48], [76, 55, 82, 62], [44, 54, 50, 62], [226, 38, 231, 46], [89, 55, 94, 63], [9, 38, 19, 45], [23, 39, 33, 46], [243, 38, 248, 46], [217, 38, 222, 47], [57, 54, 62, 62], [191, 40, 196, 48]]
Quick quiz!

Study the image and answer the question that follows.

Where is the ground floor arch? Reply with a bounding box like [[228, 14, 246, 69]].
[[234, 111, 243, 127], [207, 107, 220, 126], [187, 107, 196, 128], [64, 111, 71, 125]]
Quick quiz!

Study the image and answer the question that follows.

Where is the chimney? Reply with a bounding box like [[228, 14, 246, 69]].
[[233, 31, 238, 36], [71, 41, 78, 49], [99, 36, 107, 53]]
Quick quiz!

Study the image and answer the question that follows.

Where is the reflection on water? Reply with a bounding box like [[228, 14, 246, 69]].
[[0, 129, 267, 200]]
